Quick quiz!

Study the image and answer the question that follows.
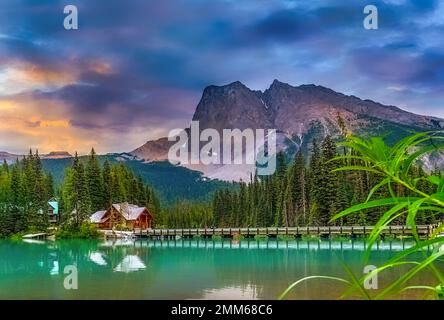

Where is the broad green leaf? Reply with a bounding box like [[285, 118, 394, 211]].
[[427, 176, 441, 186], [339, 259, 371, 300], [406, 198, 426, 242], [278, 276, 351, 300], [330, 197, 421, 222], [401, 143, 444, 176], [364, 205, 407, 261], [384, 236, 444, 265], [341, 261, 420, 300], [375, 250, 444, 299], [332, 166, 381, 174], [366, 178, 390, 203]]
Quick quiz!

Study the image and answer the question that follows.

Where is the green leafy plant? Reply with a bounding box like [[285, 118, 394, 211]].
[[280, 131, 444, 300], [56, 222, 100, 239]]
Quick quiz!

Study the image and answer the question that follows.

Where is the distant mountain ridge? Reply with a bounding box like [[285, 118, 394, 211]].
[[2, 80, 443, 201], [191, 80, 443, 134], [0, 151, 72, 164], [131, 80, 444, 180], [40, 154, 231, 205]]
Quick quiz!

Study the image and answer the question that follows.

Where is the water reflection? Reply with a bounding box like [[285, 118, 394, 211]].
[[50, 261, 59, 276], [89, 252, 107, 266], [114, 255, 146, 273], [0, 238, 438, 299], [202, 285, 258, 300]]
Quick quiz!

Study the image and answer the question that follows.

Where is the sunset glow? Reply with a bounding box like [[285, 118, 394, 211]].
[[1, 0, 444, 155]]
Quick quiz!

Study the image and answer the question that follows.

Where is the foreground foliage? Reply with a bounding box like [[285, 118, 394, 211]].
[[213, 134, 439, 227], [280, 131, 444, 299]]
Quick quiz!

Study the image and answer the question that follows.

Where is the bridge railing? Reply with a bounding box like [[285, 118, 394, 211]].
[[138, 224, 436, 238]]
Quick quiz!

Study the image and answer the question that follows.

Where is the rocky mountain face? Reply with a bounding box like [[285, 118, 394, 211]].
[[131, 80, 444, 180], [264, 80, 443, 132], [44, 151, 72, 159], [192, 81, 275, 132], [190, 79, 443, 136], [131, 137, 175, 162]]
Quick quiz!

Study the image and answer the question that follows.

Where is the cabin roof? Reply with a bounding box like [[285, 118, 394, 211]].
[[89, 203, 152, 224], [90, 210, 107, 223], [48, 201, 59, 214], [112, 203, 149, 221]]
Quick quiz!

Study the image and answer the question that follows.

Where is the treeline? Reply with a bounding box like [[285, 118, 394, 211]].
[[156, 202, 212, 228], [212, 135, 441, 227], [0, 151, 55, 236], [0, 149, 160, 236]]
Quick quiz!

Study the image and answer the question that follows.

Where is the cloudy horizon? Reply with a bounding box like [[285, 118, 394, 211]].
[[1, 0, 444, 155]]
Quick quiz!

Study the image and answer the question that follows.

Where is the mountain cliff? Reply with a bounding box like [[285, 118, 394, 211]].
[[131, 80, 444, 180]]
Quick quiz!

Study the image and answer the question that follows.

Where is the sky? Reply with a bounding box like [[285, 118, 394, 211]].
[[0, 0, 444, 155]]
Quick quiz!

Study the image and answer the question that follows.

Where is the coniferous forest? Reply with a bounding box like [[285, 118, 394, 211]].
[[159, 135, 441, 228], [0, 151, 54, 235], [0, 149, 160, 237], [210, 135, 441, 228], [0, 135, 441, 235]]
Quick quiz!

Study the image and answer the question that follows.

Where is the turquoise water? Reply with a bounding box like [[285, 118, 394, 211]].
[[0, 239, 437, 299]]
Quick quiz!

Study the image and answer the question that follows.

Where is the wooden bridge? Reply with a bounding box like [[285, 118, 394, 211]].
[[133, 224, 437, 239], [22, 233, 48, 240]]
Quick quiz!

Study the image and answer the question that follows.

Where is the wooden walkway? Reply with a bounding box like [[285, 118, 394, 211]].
[[22, 233, 48, 239], [133, 225, 437, 239]]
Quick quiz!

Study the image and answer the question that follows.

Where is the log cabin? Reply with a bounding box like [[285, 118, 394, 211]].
[[47, 198, 59, 223], [37, 198, 59, 223], [90, 203, 153, 230]]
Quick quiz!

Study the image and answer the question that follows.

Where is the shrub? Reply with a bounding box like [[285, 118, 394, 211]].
[[56, 223, 100, 239]]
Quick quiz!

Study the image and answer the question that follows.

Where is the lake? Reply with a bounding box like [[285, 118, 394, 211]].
[[0, 238, 438, 299]]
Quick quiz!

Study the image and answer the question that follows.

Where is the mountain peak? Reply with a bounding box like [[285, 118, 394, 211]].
[[43, 151, 72, 159], [269, 79, 291, 90], [131, 79, 444, 181], [203, 81, 247, 91], [227, 80, 247, 88]]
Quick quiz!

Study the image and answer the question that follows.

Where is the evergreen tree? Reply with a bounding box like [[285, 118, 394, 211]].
[[273, 152, 287, 226], [71, 153, 91, 225], [285, 150, 307, 226], [317, 135, 339, 225], [86, 148, 104, 212], [102, 159, 112, 208]]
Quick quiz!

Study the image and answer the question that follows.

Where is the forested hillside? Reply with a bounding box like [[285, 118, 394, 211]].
[[0, 150, 160, 236], [211, 136, 441, 227], [42, 155, 234, 205]]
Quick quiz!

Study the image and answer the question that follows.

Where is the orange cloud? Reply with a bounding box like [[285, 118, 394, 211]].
[[0, 97, 97, 154], [0, 78, 157, 155], [15, 65, 75, 84], [29, 118, 70, 128], [0, 62, 77, 95], [89, 60, 113, 74], [0, 100, 16, 111]]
